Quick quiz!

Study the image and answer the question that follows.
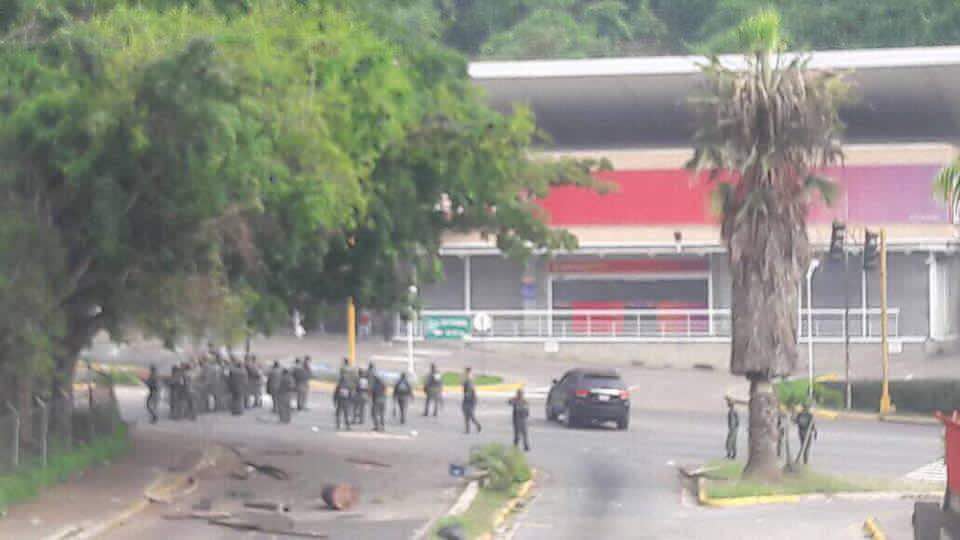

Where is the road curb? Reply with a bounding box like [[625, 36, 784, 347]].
[[697, 477, 941, 508], [813, 408, 939, 425], [492, 473, 536, 530], [863, 517, 887, 540], [447, 480, 480, 517], [44, 445, 223, 540]]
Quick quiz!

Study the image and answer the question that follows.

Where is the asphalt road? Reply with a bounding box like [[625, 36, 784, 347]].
[[105, 379, 941, 540]]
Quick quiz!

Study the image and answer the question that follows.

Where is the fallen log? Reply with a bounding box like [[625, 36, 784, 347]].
[[244, 500, 291, 512], [320, 484, 357, 511], [243, 461, 290, 480]]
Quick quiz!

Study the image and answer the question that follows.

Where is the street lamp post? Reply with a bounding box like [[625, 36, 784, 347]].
[[806, 258, 821, 400], [407, 285, 418, 376]]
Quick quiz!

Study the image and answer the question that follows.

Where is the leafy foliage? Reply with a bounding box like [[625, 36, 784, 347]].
[[469, 443, 532, 490]]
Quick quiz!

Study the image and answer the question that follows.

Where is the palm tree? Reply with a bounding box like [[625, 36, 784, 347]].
[[934, 161, 960, 223], [687, 10, 847, 480]]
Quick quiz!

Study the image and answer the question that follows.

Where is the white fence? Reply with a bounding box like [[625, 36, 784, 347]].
[[402, 308, 901, 343]]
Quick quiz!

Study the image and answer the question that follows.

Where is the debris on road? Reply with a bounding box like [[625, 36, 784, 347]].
[[243, 461, 291, 480], [162, 510, 232, 521], [209, 514, 327, 538], [346, 457, 391, 469], [244, 500, 292, 512], [321, 484, 358, 510], [262, 448, 305, 457]]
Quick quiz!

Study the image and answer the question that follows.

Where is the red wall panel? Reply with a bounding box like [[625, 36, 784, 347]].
[[539, 165, 947, 226]]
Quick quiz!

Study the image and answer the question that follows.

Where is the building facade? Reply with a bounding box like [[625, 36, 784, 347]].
[[416, 47, 960, 358]]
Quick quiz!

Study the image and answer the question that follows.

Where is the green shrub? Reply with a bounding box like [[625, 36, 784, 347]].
[[823, 379, 960, 414], [440, 372, 503, 387], [775, 380, 843, 409], [0, 424, 130, 512], [469, 443, 531, 491]]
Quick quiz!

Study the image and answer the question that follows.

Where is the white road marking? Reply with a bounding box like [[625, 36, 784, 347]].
[[905, 459, 946, 483]]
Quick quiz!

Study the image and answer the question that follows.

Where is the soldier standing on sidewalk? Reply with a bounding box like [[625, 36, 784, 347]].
[[462, 367, 482, 434], [423, 363, 442, 417], [145, 365, 160, 424], [509, 388, 531, 451], [795, 403, 817, 465], [294, 357, 310, 411], [725, 398, 739, 460], [334, 373, 352, 430], [394, 372, 414, 425], [168, 364, 182, 420], [229, 360, 246, 415]]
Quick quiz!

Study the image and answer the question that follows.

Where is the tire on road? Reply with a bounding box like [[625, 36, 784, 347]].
[[617, 416, 629, 431]]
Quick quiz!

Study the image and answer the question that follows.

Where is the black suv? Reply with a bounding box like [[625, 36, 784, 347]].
[[546, 368, 630, 430]]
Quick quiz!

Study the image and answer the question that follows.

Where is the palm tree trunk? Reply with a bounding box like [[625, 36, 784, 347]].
[[743, 377, 781, 480]]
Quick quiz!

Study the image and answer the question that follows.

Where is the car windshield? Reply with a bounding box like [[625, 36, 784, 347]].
[[582, 375, 623, 387]]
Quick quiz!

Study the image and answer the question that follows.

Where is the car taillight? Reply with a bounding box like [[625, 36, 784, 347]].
[[620, 390, 629, 400], [575, 389, 589, 398]]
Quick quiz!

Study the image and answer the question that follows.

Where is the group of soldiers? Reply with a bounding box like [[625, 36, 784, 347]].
[[332, 359, 411, 431], [330, 361, 531, 452], [725, 399, 817, 464], [143, 345, 314, 425]]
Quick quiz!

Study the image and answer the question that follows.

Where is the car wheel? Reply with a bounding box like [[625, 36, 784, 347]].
[[546, 404, 557, 422], [566, 407, 578, 429], [617, 416, 629, 431]]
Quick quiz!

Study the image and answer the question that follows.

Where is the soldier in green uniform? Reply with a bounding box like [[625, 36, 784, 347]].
[[795, 403, 817, 464], [370, 369, 387, 431], [333, 374, 352, 430], [278, 368, 294, 424], [725, 398, 739, 460], [509, 388, 531, 451], [423, 363, 442, 417], [393, 372, 414, 425], [144, 365, 160, 424], [353, 368, 370, 424], [462, 367, 482, 434]]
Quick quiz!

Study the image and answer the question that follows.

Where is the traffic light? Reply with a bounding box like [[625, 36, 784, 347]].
[[863, 229, 879, 270], [829, 221, 846, 259]]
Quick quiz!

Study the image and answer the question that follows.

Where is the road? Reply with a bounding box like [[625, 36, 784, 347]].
[[103, 373, 941, 540]]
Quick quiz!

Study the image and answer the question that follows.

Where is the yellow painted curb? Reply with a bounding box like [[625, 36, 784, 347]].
[[491, 473, 536, 530], [863, 517, 887, 540], [698, 477, 802, 508]]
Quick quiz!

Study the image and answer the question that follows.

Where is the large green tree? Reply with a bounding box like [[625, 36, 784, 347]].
[[687, 10, 846, 479]]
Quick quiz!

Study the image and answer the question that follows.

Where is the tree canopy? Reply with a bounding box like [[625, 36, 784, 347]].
[[349, 0, 960, 59], [0, 0, 607, 439]]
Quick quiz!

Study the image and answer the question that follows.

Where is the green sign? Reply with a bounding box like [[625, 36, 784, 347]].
[[424, 315, 471, 340]]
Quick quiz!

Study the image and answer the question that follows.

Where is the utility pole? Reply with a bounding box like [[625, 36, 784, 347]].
[[879, 229, 893, 415], [830, 222, 851, 409]]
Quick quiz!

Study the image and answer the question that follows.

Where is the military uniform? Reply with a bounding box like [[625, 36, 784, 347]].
[[246, 361, 262, 408], [394, 375, 413, 424], [228, 363, 246, 415], [278, 370, 294, 424], [267, 363, 281, 412], [796, 408, 816, 464], [509, 394, 531, 451], [168, 366, 182, 420], [145, 369, 160, 423], [371, 373, 387, 431], [334, 377, 352, 430], [423, 368, 442, 417], [353, 371, 369, 424], [725, 405, 739, 459], [462, 377, 481, 434], [294, 361, 310, 411]]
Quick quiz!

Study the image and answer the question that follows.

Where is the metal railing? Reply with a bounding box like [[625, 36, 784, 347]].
[[401, 308, 901, 342]]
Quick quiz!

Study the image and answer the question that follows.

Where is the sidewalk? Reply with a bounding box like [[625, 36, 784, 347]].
[[0, 427, 206, 540]]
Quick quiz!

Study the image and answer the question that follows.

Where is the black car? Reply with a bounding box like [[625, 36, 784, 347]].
[[546, 368, 630, 430]]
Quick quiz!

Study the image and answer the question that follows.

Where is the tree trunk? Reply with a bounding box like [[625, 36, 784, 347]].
[[742, 377, 781, 480], [15, 374, 33, 450], [50, 350, 77, 448]]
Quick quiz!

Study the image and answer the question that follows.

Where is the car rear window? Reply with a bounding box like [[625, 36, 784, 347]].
[[582, 375, 624, 388]]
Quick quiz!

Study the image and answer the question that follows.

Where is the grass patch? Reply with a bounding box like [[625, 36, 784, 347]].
[[440, 372, 503, 387], [702, 460, 915, 499], [0, 424, 131, 512], [432, 444, 532, 539]]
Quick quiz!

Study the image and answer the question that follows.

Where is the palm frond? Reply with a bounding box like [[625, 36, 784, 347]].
[[804, 174, 837, 205]]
